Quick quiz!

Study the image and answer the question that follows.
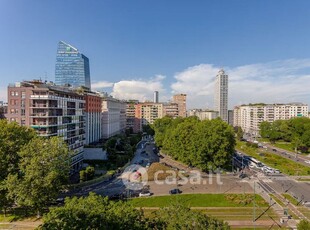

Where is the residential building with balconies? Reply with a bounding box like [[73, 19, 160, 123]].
[[233, 103, 309, 136], [6, 80, 85, 171]]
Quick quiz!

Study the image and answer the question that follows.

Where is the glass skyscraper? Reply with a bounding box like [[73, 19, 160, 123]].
[[55, 41, 91, 89]]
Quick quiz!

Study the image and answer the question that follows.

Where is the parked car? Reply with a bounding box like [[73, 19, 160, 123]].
[[169, 188, 182, 194], [239, 173, 247, 179], [139, 191, 151, 197]]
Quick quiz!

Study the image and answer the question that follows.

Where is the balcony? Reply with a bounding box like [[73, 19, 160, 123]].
[[31, 121, 58, 127], [30, 112, 62, 117]]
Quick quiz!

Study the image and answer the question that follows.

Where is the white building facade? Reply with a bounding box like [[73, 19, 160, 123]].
[[233, 103, 309, 136], [214, 69, 228, 122], [101, 97, 126, 139], [188, 109, 219, 121]]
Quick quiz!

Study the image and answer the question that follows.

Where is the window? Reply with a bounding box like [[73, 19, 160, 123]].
[[21, 92, 26, 99]]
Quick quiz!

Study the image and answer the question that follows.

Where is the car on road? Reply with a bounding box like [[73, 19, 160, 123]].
[[239, 173, 247, 179], [139, 191, 151, 197], [272, 148, 277, 152], [304, 160, 310, 164], [169, 188, 182, 194]]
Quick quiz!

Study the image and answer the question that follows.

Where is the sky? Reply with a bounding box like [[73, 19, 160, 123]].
[[1, 0, 310, 109]]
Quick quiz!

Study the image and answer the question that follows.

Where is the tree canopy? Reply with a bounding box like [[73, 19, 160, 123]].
[[153, 116, 236, 171], [0, 120, 36, 214], [39, 193, 230, 230], [259, 117, 310, 152], [6, 137, 70, 216]]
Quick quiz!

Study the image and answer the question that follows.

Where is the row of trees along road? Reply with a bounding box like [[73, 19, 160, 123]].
[[0, 120, 70, 217], [259, 117, 310, 152], [39, 192, 230, 230], [152, 116, 236, 171]]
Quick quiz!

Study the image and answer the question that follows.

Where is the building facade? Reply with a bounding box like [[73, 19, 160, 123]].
[[135, 102, 163, 131], [163, 103, 179, 118], [55, 41, 91, 89], [188, 109, 219, 121], [233, 103, 309, 136], [125, 100, 140, 133], [101, 96, 126, 139], [172, 94, 187, 118], [153, 91, 159, 103], [214, 69, 228, 122], [228, 110, 234, 126], [84, 91, 102, 145], [0, 101, 8, 119], [6, 81, 85, 171]]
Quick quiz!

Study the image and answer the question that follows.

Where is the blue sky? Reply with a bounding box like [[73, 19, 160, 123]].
[[1, 0, 310, 108]]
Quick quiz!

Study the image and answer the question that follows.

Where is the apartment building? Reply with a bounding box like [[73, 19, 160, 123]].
[[135, 102, 163, 131], [233, 103, 309, 136], [0, 101, 8, 119], [6, 80, 85, 171], [101, 96, 126, 139], [125, 100, 140, 133], [163, 102, 179, 118], [214, 69, 228, 122], [172, 94, 187, 118], [188, 109, 219, 121], [84, 90, 102, 145]]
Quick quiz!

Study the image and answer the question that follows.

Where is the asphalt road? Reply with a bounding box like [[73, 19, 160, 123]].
[[94, 138, 159, 198]]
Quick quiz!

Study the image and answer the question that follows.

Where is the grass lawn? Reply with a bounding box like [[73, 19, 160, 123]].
[[147, 162, 178, 181], [273, 142, 295, 152], [269, 194, 285, 207], [297, 207, 310, 219], [128, 194, 268, 207], [282, 193, 299, 206], [0, 214, 16, 222], [236, 141, 310, 176]]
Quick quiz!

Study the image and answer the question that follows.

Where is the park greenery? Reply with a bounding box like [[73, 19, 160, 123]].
[[297, 219, 310, 230], [129, 194, 267, 208], [79, 166, 95, 182], [236, 141, 310, 175], [0, 120, 70, 216], [39, 193, 230, 230], [104, 133, 141, 168], [259, 117, 310, 153], [153, 116, 236, 171]]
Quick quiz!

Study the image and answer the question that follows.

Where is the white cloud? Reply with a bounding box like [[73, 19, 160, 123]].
[[91, 81, 114, 89], [0, 87, 7, 102], [111, 76, 168, 102], [171, 59, 310, 109]]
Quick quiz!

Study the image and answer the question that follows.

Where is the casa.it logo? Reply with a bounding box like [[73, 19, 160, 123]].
[[121, 164, 148, 191]]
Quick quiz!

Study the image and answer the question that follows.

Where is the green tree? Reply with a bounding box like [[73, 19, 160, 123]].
[[39, 193, 148, 230], [259, 121, 272, 139], [142, 124, 155, 136], [0, 120, 36, 215], [6, 137, 70, 216], [157, 117, 235, 172], [297, 219, 310, 230], [235, 126, 244, 141]]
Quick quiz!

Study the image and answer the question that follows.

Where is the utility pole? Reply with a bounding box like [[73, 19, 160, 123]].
[[253, 181, 256, 230]]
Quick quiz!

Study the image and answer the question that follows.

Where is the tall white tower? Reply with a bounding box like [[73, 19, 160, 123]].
[[214, 69, 228, 122]]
